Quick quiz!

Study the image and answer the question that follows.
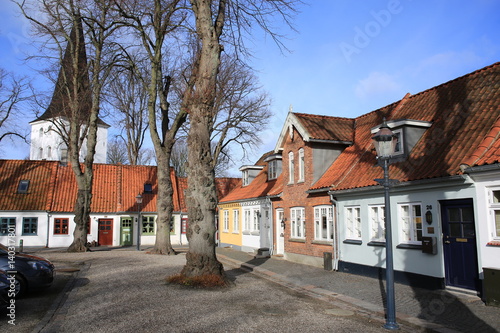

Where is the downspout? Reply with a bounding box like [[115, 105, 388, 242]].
[[329, 194, 340, 271], [46, 211, 51, 248], [266, 196, 273, 256], [179, 210, 183, 247]]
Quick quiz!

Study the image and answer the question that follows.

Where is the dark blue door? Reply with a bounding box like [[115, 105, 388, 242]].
[[441, 199, 479, 291]]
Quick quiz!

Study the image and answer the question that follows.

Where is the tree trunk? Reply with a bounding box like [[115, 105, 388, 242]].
[[180, 0, 226, 280], [150, 153, 176, 255], [181, 112, 225, 278], [68, 188, 90, 252]]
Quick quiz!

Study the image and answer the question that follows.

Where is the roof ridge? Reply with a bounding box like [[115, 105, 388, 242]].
[[293, 112, 354, 121], [403, 61, 500, 102]]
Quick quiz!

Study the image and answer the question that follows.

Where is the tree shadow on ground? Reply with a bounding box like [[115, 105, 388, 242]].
[[223, 255, 270, 282]]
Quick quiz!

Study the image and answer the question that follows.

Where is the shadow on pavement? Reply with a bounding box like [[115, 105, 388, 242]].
[[224, 256, 270, 282]]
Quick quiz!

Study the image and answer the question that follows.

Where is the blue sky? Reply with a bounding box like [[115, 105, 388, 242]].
[[1, 0, 500, 176]]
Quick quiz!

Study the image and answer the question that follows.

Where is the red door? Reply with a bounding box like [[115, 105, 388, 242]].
[[98, 219, 114, 246]]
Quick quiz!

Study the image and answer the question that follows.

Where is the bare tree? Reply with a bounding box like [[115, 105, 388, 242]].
[[107, 136, 129, 164], [0, 68, 30, 147], [181, 0, 301, 281], [211, 54, 271, 170], [171, 138, 188, 177], [116, 0, 187, 254], [18, 0, 121, 251], [106, 53, 150, 165]]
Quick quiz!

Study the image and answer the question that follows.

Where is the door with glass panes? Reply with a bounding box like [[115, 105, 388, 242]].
[[441, 199, 479, 291], [120, 217, 133, 246]]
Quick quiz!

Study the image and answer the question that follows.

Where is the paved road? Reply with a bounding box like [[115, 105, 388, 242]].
[[1, 248, 397, 333], [3, 247, 499, 332]]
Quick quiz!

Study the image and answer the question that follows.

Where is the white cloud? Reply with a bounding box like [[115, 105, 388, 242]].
[[355, 71, 400, 99]]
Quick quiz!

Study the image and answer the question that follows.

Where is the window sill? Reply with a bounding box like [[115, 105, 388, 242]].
[[343, 239, 362, 245], [396, 243, 422, 250], [486, 240, 500, 247], [312, 240, 333, 246], [232, 231, 240, 234], [289, 238, 306, 243], [367, 241, 385, 247], [250, 231, 260, 236], [242, 230, 251, 235]]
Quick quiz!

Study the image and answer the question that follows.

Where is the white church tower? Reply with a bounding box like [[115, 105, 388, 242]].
[[29, 118, 108, 164], [29, 18, 108, 164]]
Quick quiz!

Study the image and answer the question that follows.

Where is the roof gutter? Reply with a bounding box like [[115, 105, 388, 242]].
[[461, 163, 500, 174], [308, 139, 353, 145], [328, 175, 470, 196]]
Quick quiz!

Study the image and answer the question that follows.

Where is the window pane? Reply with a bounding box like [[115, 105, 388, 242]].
[[448, 208, 460, 222], [493, 191, 500, 204], [462, 207, 474, 222], [450, 223, 461, 237], [463, 223, 475, 238]]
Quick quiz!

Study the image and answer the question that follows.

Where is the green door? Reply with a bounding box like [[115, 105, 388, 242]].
[[120, 217, 133, 246]]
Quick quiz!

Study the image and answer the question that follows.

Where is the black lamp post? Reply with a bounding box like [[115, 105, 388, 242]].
[[372, 119, 399, 330], [136, 193, 143, 251]]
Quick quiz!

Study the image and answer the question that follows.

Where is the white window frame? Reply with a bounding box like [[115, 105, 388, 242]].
[[369, 205, 385, 242], [489, 188, 500, 240], [288, 151, 294, 184], [314, 205, 333, 241], [223, 210, 229, 232], [399, 202, 423, 244], [242, 170, 249, 186], [290, 207, 305, 239], [393, 129, 404, 155], [253, 209, 260, 232], [345, 206, 361, 240], [243, 209, 251, 232], [232, 209, 240, 233], [269, 160, 277, 180], [298, 148, 305, 182]]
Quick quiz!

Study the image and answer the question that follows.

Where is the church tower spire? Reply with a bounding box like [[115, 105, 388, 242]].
[[29, 15, 108, 163]]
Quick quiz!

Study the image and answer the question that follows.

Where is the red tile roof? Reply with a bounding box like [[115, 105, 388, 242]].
[[312, 62, 500, 191], [0, 160, 236, 214], [220, 152, 281, 203], [0, 160, 57, 211], [294, 113, 355, 142]]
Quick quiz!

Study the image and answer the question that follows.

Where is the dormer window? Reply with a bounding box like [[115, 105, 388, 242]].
[[264, 153, 282, 180], [18, 180, 30, 193], [239, 165, 264, 186], [144, 183, 153, 194], [371, 119, 431, 160], [242, 170, 249, 186], [392, 129, 403, 155]]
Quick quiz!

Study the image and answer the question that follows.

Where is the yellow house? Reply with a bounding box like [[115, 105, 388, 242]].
[[218, 202, 242, 249]]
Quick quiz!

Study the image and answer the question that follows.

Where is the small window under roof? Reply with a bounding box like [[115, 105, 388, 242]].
[[18, 180, 30, 193], [144, 183, 153, 194]]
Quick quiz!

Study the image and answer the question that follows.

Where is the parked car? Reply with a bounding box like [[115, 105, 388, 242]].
[[0, 244, 54, 296]]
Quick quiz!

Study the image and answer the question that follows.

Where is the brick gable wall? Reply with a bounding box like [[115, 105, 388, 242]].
[[275, 127, 334, 258]]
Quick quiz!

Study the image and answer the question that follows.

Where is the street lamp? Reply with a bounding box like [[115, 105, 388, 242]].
[[372, 119, 399, 330], [136, 193, 143, 251]]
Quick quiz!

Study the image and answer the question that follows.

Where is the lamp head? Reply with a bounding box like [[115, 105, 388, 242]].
[[372, 119, 397, 158]]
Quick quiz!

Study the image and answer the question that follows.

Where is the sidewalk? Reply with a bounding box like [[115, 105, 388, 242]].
[[216, 247, 500, 333]]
